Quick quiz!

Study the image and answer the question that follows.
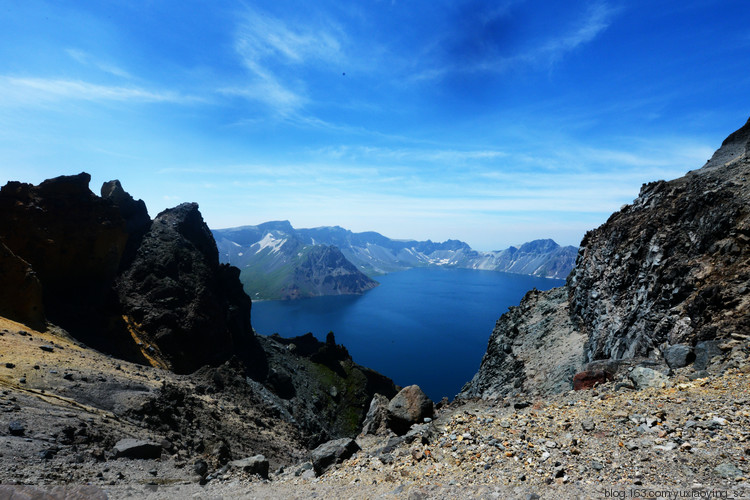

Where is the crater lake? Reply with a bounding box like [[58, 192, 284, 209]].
[[251, 267, 565, 402]]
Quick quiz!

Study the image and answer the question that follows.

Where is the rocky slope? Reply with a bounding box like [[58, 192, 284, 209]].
[[461, 118, 750, 400], [4, 313, 748, 499], [214, 223, 576, 300], [0, 173, 398, 449]]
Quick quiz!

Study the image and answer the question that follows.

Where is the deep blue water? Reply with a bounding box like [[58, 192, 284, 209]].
[[252, 268, 564, 402]]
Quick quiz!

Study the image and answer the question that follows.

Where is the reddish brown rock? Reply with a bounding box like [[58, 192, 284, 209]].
[[572, 370, 614, 390]]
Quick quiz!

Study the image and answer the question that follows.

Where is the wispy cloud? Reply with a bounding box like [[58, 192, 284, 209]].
[[0, 76, 198, 106], [231, 6, 344, 114], [312, 145, 508, 164], [65, 49, 133, 79], [413, 1, 618, 81]]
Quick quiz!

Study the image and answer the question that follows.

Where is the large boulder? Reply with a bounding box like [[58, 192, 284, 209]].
[[387, 385, 433, 435], [664, 344, 695, 369], [572, 370, 613, 391], [311, 438, 359, 476], [629, 366, 669, 390]]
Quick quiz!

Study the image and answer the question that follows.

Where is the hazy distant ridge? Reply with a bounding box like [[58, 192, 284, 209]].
[[213, 223, 577, 299]]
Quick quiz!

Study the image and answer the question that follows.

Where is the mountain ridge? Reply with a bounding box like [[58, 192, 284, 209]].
[[213, 223, 577, 300]]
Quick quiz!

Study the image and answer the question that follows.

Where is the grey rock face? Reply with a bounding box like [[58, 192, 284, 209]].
[[361, 393, 390, 436], [462, 118, 750, 399], [460, 287, 585, 399], [311, 438, 360, 476], [387, 385, 434, 436], [694, 340, 723, 371], [570, 119, 750, 365]]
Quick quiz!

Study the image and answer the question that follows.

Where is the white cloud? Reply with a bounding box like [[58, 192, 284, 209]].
[[0, 76, 197, 106], [231, 7, 344, 114], [65, 49, 133, 79]]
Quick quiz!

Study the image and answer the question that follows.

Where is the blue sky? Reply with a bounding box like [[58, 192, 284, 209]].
[[0, 0, 748, 250]]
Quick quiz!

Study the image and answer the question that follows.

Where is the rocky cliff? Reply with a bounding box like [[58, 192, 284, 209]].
[[0, 173, 398, 446], [0, 174, 263, 375], [461, 118, 750, 399]]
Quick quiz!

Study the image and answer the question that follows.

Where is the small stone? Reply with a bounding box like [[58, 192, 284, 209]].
[[194, 459, 208, 477], [19, 377, 26, 384], [624, 441, 639, 451], [592, 461, 604, 471], [8, 421, 25, 436], [581, 418, 596, 431], [544, 440, 557, 449], [39, 345, 55, 353], [4, 363, 14, 369], [714, 462, 744, 480]]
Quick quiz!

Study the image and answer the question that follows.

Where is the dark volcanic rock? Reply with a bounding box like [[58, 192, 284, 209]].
[[112, 438, 162, 459], [116, 202, 266, 376], [101, 179, 151, 267], [311, 437, 360, 476], [462, 118, 750, 399], [8, 420, 25, 436], [664, 344, 695, 369], [0, 242, 45, 330], [0, 173, 129, 344], [0, 173, 268, 377], [571, 118, 750, 364], [387, 385, 434, 436], [256, 334, 398, 445]]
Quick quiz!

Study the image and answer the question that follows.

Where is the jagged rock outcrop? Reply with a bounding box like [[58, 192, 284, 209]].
[[0, 173, 138, 355], [461, 118, 750, 399], [0, 174, 264, 375], [116, 202, 266, 375]]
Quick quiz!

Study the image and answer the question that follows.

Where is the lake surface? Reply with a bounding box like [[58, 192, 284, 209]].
[[252, 268, 564, 402]]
